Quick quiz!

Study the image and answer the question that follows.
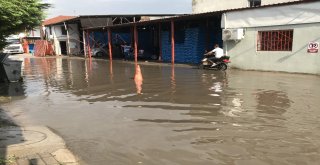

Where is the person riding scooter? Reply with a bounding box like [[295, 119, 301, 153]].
[[204, 44, 224, 67]]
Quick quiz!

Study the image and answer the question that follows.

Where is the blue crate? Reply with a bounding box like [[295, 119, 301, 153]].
[[160, 25, 222, 64]]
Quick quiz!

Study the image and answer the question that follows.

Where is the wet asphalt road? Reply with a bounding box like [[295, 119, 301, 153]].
[[1, 57, 320, 165]]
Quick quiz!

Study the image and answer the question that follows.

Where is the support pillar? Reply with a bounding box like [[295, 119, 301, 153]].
[[134, 25, 138, 63], [65, 23, 70, 55], [87, 30, 92, 58], [107, 28, 113, 60], [83, 30, 87, 57], [171, 20, 175, 64]]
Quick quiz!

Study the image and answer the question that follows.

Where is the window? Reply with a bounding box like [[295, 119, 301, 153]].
[[61, 26, 67, 35], [257, 30, 293, 51], [249, 0, 261, 7]]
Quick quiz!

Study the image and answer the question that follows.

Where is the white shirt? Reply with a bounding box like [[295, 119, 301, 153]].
[[209, 47, 224, 58]]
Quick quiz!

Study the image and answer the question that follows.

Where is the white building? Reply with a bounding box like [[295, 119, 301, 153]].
[[43, 16, 81, 56], [192, 0, 303, 13], [222, 1, 320, 74], [26, 28, 41, 38]]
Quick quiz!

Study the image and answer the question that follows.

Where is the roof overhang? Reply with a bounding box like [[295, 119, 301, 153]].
[[83, 0, 318, 30]]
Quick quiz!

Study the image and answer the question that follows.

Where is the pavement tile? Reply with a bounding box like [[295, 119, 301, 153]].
[[3, 126, 78, 165], [29, 158, 46, 165], [52, 149, 77, 164], [26, 154, 40, 160], [39, 152, 53, 158], [41, 156, 59, 165], [16, 157, 29, 165]]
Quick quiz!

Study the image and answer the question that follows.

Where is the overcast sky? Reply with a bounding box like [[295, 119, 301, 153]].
[[43, 0, 192, 18]]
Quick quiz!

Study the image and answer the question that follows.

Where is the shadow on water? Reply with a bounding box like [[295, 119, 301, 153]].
[[0, 82, 26, 165]]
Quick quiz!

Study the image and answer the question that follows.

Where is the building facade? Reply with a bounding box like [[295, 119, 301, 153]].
[[42, 16, 80, 56], [222, 1, 320, 74], [192, 0, 302, 13], [46, 24, 81, 55]]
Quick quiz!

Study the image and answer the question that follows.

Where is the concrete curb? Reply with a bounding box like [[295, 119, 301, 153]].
[[0, 126, 79, 165]]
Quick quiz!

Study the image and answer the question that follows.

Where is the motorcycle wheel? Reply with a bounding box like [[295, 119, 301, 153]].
[[218, 63, 228, 71]]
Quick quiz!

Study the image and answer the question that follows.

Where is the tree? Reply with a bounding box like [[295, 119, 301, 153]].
[[0, 0, 50, 49]]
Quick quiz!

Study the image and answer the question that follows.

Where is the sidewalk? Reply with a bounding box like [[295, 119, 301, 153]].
[[0, 126, 79, 165]]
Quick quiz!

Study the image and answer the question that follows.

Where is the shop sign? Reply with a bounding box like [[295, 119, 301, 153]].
[[308, 42, 319, 53]]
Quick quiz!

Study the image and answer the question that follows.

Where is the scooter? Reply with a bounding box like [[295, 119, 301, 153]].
[[199, 55, 231, 71]]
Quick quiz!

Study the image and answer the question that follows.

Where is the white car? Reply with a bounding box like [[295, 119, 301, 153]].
[[2, 38, 24, 54]]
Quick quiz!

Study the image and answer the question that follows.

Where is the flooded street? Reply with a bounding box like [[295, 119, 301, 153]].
[[1, 57, 320, 165]]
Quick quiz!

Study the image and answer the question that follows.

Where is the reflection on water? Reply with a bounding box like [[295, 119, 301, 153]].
[[134, 64, 143, 94], [0, 82, 25, 97], [171, 65, 176, 95], [109, 60, 113, 83], [1, 58, 320, 165]]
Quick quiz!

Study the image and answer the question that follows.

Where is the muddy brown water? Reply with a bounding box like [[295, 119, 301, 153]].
[[1, 57, 320, 165]]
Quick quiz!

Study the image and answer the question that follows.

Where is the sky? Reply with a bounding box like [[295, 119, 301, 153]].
[[42, 0, 192, 18]]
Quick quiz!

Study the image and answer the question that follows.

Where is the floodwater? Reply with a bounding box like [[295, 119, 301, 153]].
[[1, 57, 320, 165]]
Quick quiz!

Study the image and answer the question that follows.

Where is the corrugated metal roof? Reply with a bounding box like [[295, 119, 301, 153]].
[[187, 0, 313, 16], [84, 0, 317, 30], [43, 14, 184, 27]]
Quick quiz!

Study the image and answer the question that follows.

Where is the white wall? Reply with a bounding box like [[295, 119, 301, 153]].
[[226, 23, 320, 74], [28, 28, 41, 38], [222, 2, 320, 28], [52, 26, 62, 55], [192, 0, 247, 13], [192, 0, 301, 13], [262, 0, 296, 5], [46, 24, 80, 55]]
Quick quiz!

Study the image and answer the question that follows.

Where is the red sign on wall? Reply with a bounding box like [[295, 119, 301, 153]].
[[308, 42, 319, 53]]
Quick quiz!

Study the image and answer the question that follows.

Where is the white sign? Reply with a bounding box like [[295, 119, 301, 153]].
[[308, 42, 319, 53]]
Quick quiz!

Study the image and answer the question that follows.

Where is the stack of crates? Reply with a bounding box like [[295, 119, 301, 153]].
[[161, 31, 171, 62], [161, 26, 208, 64]]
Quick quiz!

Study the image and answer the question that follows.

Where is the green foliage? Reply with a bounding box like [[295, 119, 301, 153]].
[[0, 0, 50, 49], [0, 155, 17, 165]]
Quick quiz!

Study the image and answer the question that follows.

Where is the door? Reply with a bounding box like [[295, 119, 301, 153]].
[[59, 41, 67, 55]]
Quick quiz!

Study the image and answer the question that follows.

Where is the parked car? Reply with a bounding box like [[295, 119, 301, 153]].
[[2, 38, 24, 54]]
